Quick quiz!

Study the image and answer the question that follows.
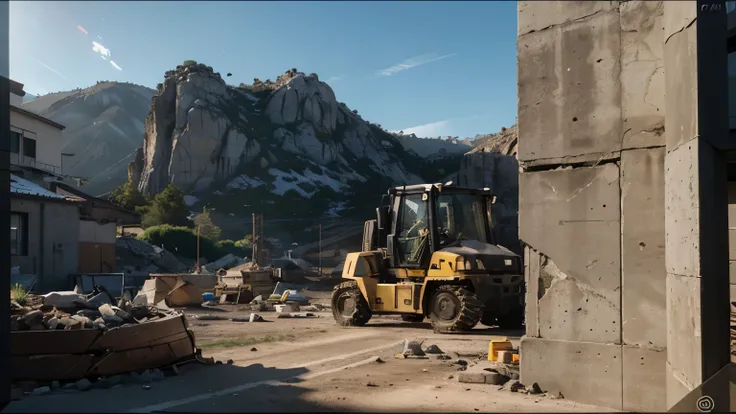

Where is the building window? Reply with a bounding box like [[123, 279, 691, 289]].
[[10, 212, 28, 256], [23, 137, 36, 159], [10, 131, 20, 154]]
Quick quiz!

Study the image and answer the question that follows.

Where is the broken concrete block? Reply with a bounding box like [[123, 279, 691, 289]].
[[424, 344, 443, 354], [102, 314, 123, 325], [457, 372, 487, 384], [502, 379, 525, 393], [497, 350, 513, 364], [46, 317, 59, 330], [21, 310, 43, 326], [59, 317, 80, 328], [139, 370, 153, 384], [151, 369, 165, 382], [400, 340, 426, 357], [75, 378, 92, 391], [31, 386, 50, 396], [71, 315, 91, 324], [527, 382, 543, 395]]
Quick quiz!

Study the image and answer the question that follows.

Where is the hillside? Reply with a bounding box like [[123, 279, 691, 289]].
[[127, 63, 470, 242], [22, 82, 156, 195]]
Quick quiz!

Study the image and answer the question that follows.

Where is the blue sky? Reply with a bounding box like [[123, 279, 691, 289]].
[[10, 1, 518, 138]]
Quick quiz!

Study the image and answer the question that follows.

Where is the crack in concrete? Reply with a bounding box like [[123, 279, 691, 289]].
[[667, 360, 697, 391], [664, 15, 697, 45], [519, 8, 611, 37]]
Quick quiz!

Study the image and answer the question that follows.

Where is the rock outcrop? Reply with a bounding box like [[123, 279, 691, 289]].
[[132, 63, 421, 201]]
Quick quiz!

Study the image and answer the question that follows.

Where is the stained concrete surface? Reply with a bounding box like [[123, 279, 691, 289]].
[[517, 8, 622, 163], [519, 336, 623, 410], [520, 164, 621, 344], [622, 345, 667, 412], [621, 148, 666, 349]]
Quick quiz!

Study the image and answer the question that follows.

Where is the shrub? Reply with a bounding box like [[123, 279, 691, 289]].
[[141, 184, 191, 228], [138, 225, 221, 261], [183, 60, 197, 67]]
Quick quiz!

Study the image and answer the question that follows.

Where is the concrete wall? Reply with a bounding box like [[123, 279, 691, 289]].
[[10, 197, 81, 291], [10, 109, 63, 169], [518, 1, 667, 411]]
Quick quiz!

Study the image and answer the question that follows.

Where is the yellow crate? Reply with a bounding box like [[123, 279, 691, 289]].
[[488, 339, 513, 362]]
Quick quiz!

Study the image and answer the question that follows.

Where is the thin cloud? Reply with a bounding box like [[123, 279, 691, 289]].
[[32, 58, 76, 86], [324, 75, 344, 83], [92, 41, 111, 59], [110, 60, 122, 71], [76, 25, 88, 35], [394, 119, 452, 138], [97, 35, 103, 40], [394, 113, 489, 138], [377, 53, 456, 77]]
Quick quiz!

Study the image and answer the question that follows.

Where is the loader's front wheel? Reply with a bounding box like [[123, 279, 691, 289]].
[[331, 281, 372, 327], [429, 285, 482, 333]]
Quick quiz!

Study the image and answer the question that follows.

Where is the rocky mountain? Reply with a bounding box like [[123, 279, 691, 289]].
[[466, 124, 518, 156], [127, 63, 469, 241], [22, 82, 156, 195], [393, 133, 472, 159]]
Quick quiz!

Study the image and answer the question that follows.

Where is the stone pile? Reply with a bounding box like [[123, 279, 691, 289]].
[[10, 291, 175, 332]]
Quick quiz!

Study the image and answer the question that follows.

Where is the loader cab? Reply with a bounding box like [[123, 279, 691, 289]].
[[383, 184, 496, 270]]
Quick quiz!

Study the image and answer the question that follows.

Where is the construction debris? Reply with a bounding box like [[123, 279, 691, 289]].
[[10, 289, 198, 384]]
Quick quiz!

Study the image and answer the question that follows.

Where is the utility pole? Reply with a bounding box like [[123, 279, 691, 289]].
[[319, 223, 322, 276]]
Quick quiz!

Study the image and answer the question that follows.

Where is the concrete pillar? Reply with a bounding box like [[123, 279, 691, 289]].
[[662, 1, 731, 409], [517, 1, 669, 410]]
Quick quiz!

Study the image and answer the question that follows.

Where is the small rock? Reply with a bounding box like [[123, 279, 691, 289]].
[[394, 353, 406, 359], [46, 317, 59, 330], [107, 375, 122, 386], [527, 382, 543, 395], [216, 360, 223, 365], [502, 379, 525, 393], [251, 347, 258, 352], [435, 354, 451, 360], [455, 359, 468, 366], [447, 375, 454, 380], [31, 386, 50, 396], [139, 370, 153, 384], [401, 340, 426, 356], [422, 368, 429, 372], [227, 359, 234, 365], [75, 378, 92, 391], [151, 369, 165, 382], [366, 382, 378, 387], [424, 344, 443, 354], [21, 310, 43, 325], [142, 385, 151, 390]]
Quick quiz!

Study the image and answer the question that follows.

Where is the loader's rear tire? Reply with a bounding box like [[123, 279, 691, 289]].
[[401, 314, 425, 323], [331, 281, 372, 327], [428, 285, 482, 333]]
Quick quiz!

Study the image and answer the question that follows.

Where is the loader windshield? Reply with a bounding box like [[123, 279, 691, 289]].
[[435, 193, 489, 247]]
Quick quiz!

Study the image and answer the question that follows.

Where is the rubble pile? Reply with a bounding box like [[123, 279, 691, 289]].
[[11, 290, 173, 332], [10, 288, 198, 385]]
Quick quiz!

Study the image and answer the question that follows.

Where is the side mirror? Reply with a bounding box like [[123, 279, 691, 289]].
[[376, 206, 389, 231]]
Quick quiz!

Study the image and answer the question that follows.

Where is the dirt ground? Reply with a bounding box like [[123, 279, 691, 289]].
[[4, 298, 613, 413]]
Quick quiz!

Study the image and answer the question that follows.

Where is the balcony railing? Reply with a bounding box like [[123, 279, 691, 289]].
[[10, 152, 63, 176]]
